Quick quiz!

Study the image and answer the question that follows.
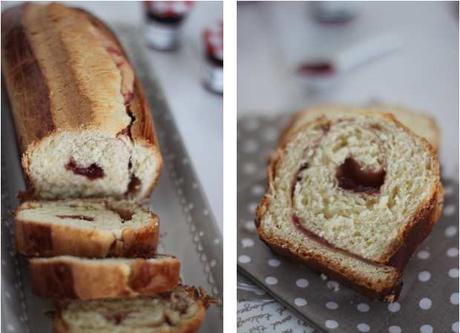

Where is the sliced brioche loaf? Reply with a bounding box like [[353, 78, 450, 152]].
[[30, 255, 180, 299], [16, 199, 159, 258], [53, 285, 211, 333], [281, 104, 440, 151], [2, 3, 162, 200], [257, 112, 443, 301]]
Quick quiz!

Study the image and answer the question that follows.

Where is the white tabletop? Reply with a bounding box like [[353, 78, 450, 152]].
[[2, 1, 224, 231], [238, 1, 458, 179]]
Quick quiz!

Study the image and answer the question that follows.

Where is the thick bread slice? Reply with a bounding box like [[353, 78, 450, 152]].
[[281, 103, 440, 151], [30, 255, 180, 299], [16, 199, 159, 258], [2, 3, 162, 200], [53, 285, 212, 333], [257, 111, 443, 301]]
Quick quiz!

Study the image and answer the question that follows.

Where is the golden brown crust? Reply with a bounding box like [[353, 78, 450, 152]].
[[30, 256, 180, 300], [1, 3, 163, 200], [52, 286, 210, 333], [1, 5, 55, 153], [15, 214, 159, 258], [256, 111, 442, 301], [283, 104, 441, 152]]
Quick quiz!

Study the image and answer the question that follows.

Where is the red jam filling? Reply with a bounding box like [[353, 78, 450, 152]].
[[56, 215, 94, 222], [336, 157, 385, 194], [65, 158, 104, 180]]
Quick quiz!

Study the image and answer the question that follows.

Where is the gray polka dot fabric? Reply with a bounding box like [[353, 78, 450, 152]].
[[237, 114, 459, 333]]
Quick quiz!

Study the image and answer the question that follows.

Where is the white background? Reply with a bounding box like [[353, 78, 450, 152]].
[[238, 1, 459, 179]]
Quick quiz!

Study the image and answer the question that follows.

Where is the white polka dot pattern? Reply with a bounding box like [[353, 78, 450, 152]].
[[444, 204, 456, 216], [296, 278, 309, 288], [294, 297, 307, 307], [419, 298, 432, 310], [268, 259, 281, 267], [244, 221, 256, 232], [388, 302, 401, 312], [325, 320, 339, 329], [238, 255, 251, 264], [241, 238, 255, 248], [418, 271, 431, 282], [450, 292, 459, 305], [449, 268, 459, 278], [447, 248, 459, 257], [326, 280, 340, 292], [265, 276, 278, 285], [389, 326, 402, 333], [417, 250, 431, 259], [445, 226, 458, 237], [357, 323, 370, 332], [357, 303, 370, 312], [326, 301, 339, 310], [237, 116, 459, 333], [420, 324, 433, 333], [251, 185, 265, 196]]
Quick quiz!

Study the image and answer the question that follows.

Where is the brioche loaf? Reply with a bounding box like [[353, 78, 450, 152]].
[[281, 104, 440, 151], [16, 199, 159, 258], [256, 112, 443, 301], [53, 285, 211, 333], [1, 3, 162, 200], [30, 255, 181, 299]]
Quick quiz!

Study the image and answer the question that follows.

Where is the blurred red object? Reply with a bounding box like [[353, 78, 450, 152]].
[[143, 1, 194, 50], [203, 20, 223, 94]]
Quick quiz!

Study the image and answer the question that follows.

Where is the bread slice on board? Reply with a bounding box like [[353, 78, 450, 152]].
[[30, 255, 180, 300], [16, 199, 159, 258], [257, 111, 443, 301], [53, 285, 212, 333], [2, 3, 162, 201], [280, 103, 440, 151]]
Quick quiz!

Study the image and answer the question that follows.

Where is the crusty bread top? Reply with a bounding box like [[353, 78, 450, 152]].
[[1, 3, 157, 152], [281, 103, 440, 151]]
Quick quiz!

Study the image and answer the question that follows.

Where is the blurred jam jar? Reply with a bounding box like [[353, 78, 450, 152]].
[[203, 21, 223, 94], [144, 1, 194, 50]]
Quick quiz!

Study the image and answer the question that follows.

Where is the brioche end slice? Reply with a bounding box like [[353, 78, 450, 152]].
[[52, 286, 213, 333], [30, 255, 180, 300], [256, 111, 443, 302]]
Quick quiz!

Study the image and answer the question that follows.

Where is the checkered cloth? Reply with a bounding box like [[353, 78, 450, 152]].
[[145, 1, 194, 18], [204, 20, 223, 61]]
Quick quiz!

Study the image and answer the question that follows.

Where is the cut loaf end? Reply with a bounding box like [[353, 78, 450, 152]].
[[257, 111, 442, 301], [53, 285, 212, 333]]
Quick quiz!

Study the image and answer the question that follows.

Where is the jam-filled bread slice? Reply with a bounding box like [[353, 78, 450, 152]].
[[53, 286, 212, 333], [256, 111, 443, 302], [30, 255, 180, 300], [2, 3, 162, 200], [16, 199, 159, 258]]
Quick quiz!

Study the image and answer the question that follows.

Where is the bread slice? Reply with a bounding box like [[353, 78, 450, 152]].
[[256, 111, 443, 301], [30, 255, 180, 300], [53, 285, 212, 333], [280, 103, 440, 151], [16, 199, 159, 258], [2, 3, 162, 200]]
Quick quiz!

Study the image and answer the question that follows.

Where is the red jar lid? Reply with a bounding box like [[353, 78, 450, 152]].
[[144, 1, 194, 19], [203, 20, 223, 65]]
